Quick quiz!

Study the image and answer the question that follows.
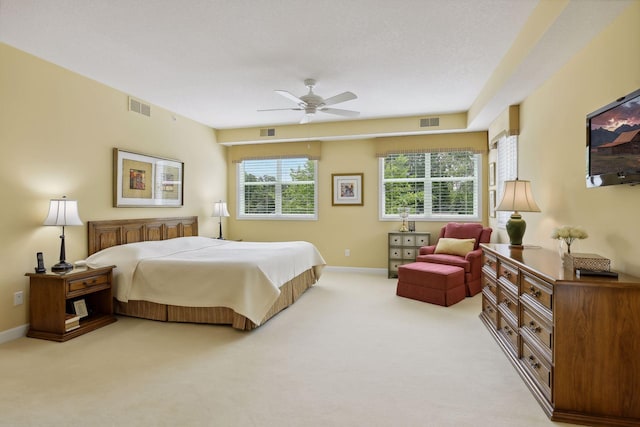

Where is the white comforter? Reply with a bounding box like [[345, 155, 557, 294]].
[[85, 236, 325, 325]]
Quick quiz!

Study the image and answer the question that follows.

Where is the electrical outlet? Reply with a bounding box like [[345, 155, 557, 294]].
[[13, 291, 24, 306], [345, 249, 350, 257]]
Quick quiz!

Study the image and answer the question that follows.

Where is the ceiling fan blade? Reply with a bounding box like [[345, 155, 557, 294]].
[[275, 90, 305, 105], [257, 107, 303, 112], [323, 91, 357, 106], [320, 107, 360, 118]]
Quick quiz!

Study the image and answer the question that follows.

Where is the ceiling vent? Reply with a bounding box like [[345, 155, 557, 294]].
[[420, 117, 440, 127], [128, 96, 151, 117], [260, 128, 276, 137]]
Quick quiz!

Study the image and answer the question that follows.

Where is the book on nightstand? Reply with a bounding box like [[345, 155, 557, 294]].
[[65, 314, 80, 332]]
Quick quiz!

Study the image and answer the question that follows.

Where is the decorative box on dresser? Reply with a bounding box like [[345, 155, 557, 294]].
[[26, 265, 117, 342], [388, 232, 430, 278], [479, 243, 640, 426]]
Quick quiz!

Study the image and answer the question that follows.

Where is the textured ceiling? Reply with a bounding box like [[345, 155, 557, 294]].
[[0, 0, 631, 131]]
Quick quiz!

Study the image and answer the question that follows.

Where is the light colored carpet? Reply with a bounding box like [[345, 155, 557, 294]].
[[0, 269, 571, 427]]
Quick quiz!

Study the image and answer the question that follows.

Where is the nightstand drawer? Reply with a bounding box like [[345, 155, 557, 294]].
[[67, 274, 109, 294]]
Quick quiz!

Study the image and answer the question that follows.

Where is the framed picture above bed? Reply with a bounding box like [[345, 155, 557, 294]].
[[113, 148, 184, 207], [331, 173, 363, 206]]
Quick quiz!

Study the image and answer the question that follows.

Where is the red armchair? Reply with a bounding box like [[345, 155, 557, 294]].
[[416, 223, 492, 297]]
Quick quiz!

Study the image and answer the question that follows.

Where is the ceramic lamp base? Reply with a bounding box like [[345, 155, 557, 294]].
[[505, 212, 526, 247]]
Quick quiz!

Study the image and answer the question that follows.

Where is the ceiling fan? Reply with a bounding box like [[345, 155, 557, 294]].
[[259, 79, 359, 124]]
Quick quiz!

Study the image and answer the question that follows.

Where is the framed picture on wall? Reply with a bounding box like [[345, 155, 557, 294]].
[[489, 190, 496, 218], [332, 173, 363, 206], [489, 162, 496, 187], [113, 148, 184, 207]]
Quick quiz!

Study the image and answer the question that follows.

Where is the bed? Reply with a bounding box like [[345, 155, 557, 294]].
[[85, 217, 325, 330]]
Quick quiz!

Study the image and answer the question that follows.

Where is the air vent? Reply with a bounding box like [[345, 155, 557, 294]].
[[128, 96, 151, 117], [260, 128, 276, 137], [420, 117, 440, 127]]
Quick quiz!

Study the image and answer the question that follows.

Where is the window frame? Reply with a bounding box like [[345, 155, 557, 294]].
[[378, 151, 483, 222], [236, 158, 318, 221]]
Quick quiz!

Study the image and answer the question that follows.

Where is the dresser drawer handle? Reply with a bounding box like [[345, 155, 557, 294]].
[[528, 321, 541, 333], [502, 299, 511, 307], [502, 270, 512, 279], [528, 355, 540, 370], [504, 326, 513, 335], [83, 279, 97, 286], [485, 306, 494, 313], [529, 286, 541, 298]]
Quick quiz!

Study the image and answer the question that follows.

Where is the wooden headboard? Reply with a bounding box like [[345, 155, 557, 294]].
[[87, 216, 198, 255]]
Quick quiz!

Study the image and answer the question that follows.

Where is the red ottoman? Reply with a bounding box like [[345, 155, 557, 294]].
[[396, 262, 465, 307]]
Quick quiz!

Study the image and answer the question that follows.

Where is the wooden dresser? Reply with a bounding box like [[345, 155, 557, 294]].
[[479, 243, 640, 426]]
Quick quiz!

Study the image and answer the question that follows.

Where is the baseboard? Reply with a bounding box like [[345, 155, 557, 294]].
[[0, 324, 28, 344], [324, 266, 388, 275]]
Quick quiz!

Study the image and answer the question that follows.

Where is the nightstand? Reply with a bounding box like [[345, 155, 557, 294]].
[[26, 265, 117, 342]]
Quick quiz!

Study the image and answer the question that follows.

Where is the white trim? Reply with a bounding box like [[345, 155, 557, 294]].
[[323, 266, 388, 275], [0, 323, 28, 344]]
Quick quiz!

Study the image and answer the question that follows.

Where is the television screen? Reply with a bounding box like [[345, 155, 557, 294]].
[[586, 88, 640, 187]]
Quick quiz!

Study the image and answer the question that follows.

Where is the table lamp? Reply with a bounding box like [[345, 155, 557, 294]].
[[43, 196, 83, 272], [495, 179, 540, 248], [212, 200, 230, 239]]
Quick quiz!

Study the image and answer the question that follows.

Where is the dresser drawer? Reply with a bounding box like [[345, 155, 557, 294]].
[[402, 248, 416, 259], [483, 251, 498, 275], [389, 247, 403, 259], [498, 316, 518, 357], [482, 294, 497, 327], [482, 275, 497, 297], [521, 340, 552, 401], [521, 272, 553, 312], [522, 307, 553, 352], [66, 274, 109, 296], [414, 234, 429, 246], [498, 261, 519, 294], [389, 234, 403, 246], [498, 287, 518, 320], [402, 235, 415, 246]]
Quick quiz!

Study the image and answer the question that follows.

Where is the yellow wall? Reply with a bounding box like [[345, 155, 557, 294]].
[[490, 1, 640, 276], [2, 0, 639, 336], [0, 43, 227, 333], [226, 133, 489, 268]]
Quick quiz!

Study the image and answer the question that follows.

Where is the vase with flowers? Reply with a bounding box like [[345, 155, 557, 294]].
[[551, 225, 588, 256]]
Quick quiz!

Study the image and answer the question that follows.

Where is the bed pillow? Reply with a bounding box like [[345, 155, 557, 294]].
[[434, 238, 476, 257]]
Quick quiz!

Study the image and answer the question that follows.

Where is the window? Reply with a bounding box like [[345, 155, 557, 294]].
[[237, 158, 317, 220], [379, 151, 482, 221], [496, 135, 518, 227]]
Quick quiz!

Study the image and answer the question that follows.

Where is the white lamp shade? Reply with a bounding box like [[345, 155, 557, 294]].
[[43, 198, 83, 226], [496, 180, 541, 213], [212, 201, 230, 218]]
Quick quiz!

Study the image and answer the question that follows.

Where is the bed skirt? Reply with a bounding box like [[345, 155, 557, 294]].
[[113, 268, 318, 331]]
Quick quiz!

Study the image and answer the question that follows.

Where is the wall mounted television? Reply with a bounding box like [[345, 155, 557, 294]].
[[586, 87, 640, 187]]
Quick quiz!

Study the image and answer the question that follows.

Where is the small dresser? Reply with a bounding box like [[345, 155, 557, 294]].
[[387, 232, 430, 278]]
